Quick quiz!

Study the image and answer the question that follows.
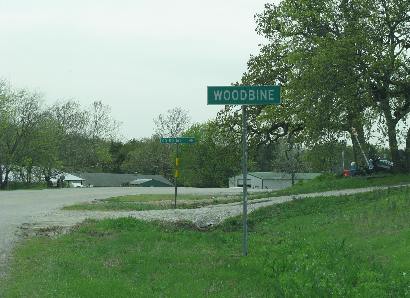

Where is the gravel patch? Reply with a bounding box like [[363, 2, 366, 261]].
[[26, 184, 408, 230]]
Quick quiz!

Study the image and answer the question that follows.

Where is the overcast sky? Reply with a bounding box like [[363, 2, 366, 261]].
[[0, 0, 273, 140]]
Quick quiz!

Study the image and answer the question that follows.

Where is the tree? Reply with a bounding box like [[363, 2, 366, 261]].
[[243, 0, 410, 171], [121, 136, 173, 178], [154, 107, 190, 138], [50, 100, 120, 172], [0, 85, 45, 188], [178, 121, 241, 187]]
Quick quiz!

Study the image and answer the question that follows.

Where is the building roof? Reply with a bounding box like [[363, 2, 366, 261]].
[[247, 172, 321, 180], [73, 172, 172, 187], [135, 174, 173, 186], [63, 173, 85, 181], [129, 179, 152, 185]]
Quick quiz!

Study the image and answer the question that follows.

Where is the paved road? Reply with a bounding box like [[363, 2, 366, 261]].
[[0, 186, 265, 276]]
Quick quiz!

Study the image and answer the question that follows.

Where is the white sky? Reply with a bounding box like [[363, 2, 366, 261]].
[[0, 0, 272, 140]]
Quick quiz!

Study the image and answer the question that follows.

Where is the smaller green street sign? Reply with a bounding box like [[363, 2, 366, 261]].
[[160, 137, 196, 144], [207, 85, 281, 105]]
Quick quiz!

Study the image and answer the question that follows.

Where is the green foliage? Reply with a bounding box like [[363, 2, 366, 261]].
[[303, 142, 354, 172], [178, 121, 241, 187], [121, 136, 173, 178], [239, 0, 410, 170], [2, 188, 410, 296], [1, 182, 47, 191]]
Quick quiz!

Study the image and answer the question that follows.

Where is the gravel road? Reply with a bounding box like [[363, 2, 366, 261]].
[[0, 184, 406, 278]]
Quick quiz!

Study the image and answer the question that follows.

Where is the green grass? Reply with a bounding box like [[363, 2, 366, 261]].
[[0, 182, 47, 191], [2, 187, 410, 297], [250, 173, 410, 199], [63, 194, 240, 211]]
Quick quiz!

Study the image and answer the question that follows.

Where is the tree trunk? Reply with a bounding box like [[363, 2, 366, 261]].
[[351, 139, 359, 165], [2, 169, 10, 189], [405, 128, 410, 172], [378, 97, 402, 171], [26, 166, 32, 184], [44, 169, 53, 187], [350, 125, 368, 168], [0, 166, 3, 189], [384, 113, 401, 172]]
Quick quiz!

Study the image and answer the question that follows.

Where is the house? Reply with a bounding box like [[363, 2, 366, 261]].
[[63, 173, 86, 187], [50, 173, 85, 187], [72, 172, 173, 187], [229, 172, 321, 190]]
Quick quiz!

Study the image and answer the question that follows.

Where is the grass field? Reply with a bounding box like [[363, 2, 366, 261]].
[[2, 187, 409, 297]]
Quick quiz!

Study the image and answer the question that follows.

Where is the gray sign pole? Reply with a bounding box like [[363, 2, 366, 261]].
[[242, 105, 248, 256], [174, 142, 179, 208]]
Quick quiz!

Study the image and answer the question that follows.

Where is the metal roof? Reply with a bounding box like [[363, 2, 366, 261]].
[[135, 174, 173, 186], [129, 179, 152, 185], [63, 173, 85, 181], [72, 173, 172, 187]]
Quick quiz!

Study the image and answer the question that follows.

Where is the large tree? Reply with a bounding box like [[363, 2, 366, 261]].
[[0, 86, 45, 188], [154, 107, 191, 138], [242, 0, 410, 170]]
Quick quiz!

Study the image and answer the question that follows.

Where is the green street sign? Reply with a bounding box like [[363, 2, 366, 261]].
[[160, 137, 196, 144], [207, 85, 281, 105]]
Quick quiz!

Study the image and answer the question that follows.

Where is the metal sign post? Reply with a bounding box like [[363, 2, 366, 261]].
[[207, 85, 281, 256], [175, 143, 179, 208], [160, 137, 196, 208], [242, 105, 248, 256]]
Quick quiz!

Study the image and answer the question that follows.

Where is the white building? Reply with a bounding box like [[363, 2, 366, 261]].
[[229, 172, 321, 190], [51, 173, 85, 187]]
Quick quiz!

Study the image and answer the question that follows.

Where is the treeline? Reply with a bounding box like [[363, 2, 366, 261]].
[[0, 81, 118, 189], [0, 80, 374, 189]]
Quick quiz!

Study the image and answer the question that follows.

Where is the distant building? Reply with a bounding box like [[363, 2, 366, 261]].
[[63, 173, 86, 187], [50, 173, 85, 187], [229, 172, 321, 190], [72, 173, 173, 187]]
